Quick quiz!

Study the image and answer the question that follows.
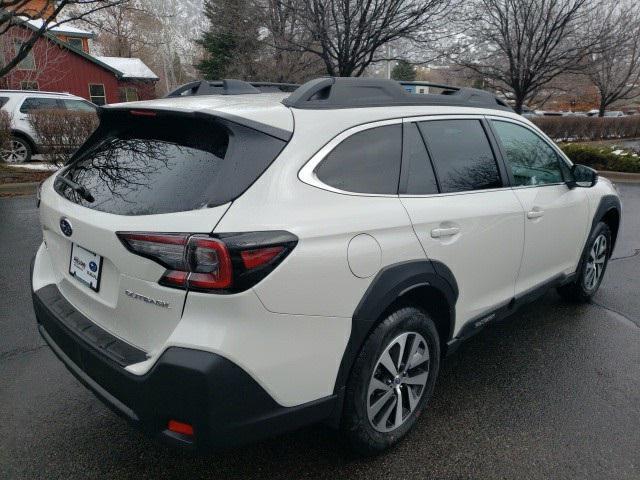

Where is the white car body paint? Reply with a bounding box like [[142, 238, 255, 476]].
[[32, 91, 619, 409]]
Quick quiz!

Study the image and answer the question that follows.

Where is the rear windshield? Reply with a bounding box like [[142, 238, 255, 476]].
[[55, 114, 286, 215]]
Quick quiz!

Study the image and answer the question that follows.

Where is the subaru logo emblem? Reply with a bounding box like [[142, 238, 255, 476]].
[[60, 218, 73, 237], [89, 261, 97, 272]]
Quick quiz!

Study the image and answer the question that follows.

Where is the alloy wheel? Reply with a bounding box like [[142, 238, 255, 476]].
[[584, 233, 607, 291], [367, 331, 430, 433], [1, 140, 29, 164]]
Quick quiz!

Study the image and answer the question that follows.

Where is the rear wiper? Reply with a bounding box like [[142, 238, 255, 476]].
[[57, 174, 94, 203]]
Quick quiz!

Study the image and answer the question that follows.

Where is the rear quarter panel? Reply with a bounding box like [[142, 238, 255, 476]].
[[214, 111, 427, 318]]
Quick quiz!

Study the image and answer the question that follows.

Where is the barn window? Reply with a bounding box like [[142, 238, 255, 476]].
[[125, 87, 138, 102], [89, 84, 106, 105], [67, 38, 83, 51], [13, 39, 35, 70]]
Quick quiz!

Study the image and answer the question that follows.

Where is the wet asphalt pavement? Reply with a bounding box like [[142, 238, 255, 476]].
[[1, 185, 639, 480]]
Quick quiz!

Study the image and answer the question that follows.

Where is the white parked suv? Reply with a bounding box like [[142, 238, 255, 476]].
[[0, 90, 97, 163], [31, 78, 621, 454]]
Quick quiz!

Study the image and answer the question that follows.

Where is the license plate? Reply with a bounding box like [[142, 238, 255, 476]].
[[69, 243, 103, 292]]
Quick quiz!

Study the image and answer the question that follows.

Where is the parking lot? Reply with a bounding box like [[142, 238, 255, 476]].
[[1, 184, 639, 480]]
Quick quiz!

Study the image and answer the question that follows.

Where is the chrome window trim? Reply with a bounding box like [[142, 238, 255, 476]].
[[298, 118, 403, 198], [298, 112, 567, 199], [401, 113, 486, 123], [399, 186, 514, 199]]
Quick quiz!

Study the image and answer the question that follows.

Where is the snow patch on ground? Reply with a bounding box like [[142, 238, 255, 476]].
[[4, 163, 59, 171]]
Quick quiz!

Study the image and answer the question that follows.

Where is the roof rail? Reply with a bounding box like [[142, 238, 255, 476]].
[[0, 89, 74, 96], [281, 77, 513, 112], [165, 79, 300, 98]]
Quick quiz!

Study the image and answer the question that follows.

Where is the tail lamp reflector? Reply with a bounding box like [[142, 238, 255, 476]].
[[240, 246, 284, 269], [168, 420, 194, 436]]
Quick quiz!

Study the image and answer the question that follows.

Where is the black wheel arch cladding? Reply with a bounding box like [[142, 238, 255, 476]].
[[332, 259, 457, 402], [591, 194, 621, 255], [11, 130, 36, 151]]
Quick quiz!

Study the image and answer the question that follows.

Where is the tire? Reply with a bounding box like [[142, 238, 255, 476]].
[[1, 135, 32, 163], [558, 221, 611, 302], [341, 306, 440, 455]]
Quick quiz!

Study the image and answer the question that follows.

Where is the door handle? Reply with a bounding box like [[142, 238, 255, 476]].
[[526, 209, 544, 219], [431, 227, 460, 238]]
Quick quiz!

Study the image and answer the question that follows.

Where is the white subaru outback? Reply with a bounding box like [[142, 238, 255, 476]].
[[31, 78, 621, 454]]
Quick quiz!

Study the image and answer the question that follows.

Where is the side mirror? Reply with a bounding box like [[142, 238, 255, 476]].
[[568, 164, 598, 188]]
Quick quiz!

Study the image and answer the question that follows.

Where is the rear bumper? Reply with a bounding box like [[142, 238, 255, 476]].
[[32, 281, 337, 449]]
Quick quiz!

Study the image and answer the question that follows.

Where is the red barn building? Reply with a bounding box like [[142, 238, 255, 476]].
[[1, 4, 158, 104]]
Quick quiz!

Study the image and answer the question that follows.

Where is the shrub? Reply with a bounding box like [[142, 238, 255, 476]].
[[28, 109, 99, 164], [0, 110, 12, 153], [607, 155, 640, 173], [532, 116, 640, 142], [560, 143, 640, 173]]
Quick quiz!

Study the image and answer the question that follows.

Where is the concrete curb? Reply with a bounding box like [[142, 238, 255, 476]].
[[598, 171, 640, 183], [0, 182, 38, 195]]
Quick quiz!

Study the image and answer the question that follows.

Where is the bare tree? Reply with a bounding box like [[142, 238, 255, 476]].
[[259, 0, 324, 82], [0, 0, 128, 78], [75, 0, 196, 94], [456, 0, 607, 113], [77, 1, 158, 57], [282, 0, 460, 77], [0, 30, 69, 88], [585, 1, 640, 116], [152, 1, 196, 93]]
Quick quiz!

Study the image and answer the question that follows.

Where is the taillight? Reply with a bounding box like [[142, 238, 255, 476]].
[[167, 419, 194, 436], [117, 231, 297, 293], [129, 109, 157, 117], [240, 246, 284, 269], [185, 237, 232, 290]]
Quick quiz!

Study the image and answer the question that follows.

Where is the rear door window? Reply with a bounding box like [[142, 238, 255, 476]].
[[55, 114, 287, 215], [63, 99, 97, 112], [314, 124, 401, 194], [418, 119, 502, 193], [19, 97, 61, 113]]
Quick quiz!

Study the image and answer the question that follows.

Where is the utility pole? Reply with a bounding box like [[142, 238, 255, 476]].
[[386, 44, 391, 79]]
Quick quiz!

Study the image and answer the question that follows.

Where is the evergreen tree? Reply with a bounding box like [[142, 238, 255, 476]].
[[196, 0, 261, 79], [391, 60, 416, 81]]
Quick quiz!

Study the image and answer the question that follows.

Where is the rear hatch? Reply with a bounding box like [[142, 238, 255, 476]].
[[39, 107, 289, 355]]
